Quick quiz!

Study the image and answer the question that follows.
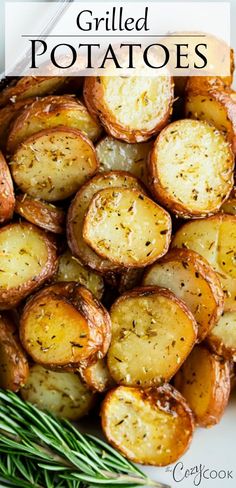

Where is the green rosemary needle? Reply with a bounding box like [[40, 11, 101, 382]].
[[0, 390, 170, 488]]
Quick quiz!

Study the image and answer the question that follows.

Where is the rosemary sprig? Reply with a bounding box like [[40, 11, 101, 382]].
[[0, 390, 170, 488]]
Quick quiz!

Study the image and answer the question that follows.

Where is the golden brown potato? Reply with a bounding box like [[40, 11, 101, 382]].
[[80, 358, 114, 392], [20, 282, 111, 368], [21, 364, 94, 420], [221, 189, 236, 215], [101, 385, 194, 466], [143, 248, 224, 342], [0, 77, 68, 107], [172, 214, 236, 311], [185, 88, 236, 154], [107, 287, 197, 388], [174, 345, 230, 427], [0, 97, 36, 150], [149, 119, 234, 218], [96, 136, 152, 183], [7, 95, 102, 153], [15, 194, 65, 234], [207, 311, 236, 360], [0, 222, 57, 309], [55, 249, 104, 299], [10, 127, 98, 201], [0, 151, 15, 223], [83, 188, 172, 268], [0, 312, 29, 391], [67, 171, 145, 273], [84, 75, 173, 143]]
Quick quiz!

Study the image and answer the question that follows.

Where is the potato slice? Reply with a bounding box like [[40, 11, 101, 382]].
[[96, 136, 152, 183], [0, 151, 15, 224], [20, 283, 111, 368], [67, 171, 145, 273], [174, 345, 230, 427], [21, 364, 94, 420], [0, 77, 68, 107], [172, 214, 236, 311], [118, 268, 143, 294], [207, 311, 236, 360], [185, 88, 236, 154], [10, 127, 98, 201], [0, 313, 29, 391], [0, 222, 57, 309], [149, 119, 234, 218], [143, 249, 224, 341], [84, 75, 173, 142], [221, 189, 236, 215], [15, 194, 65, 234], [101, 385, 194, 466], [107, 287, 197, 387], [7, 95, 102, 153], [80, 358, 114, 393], [83, 188, 172, 268], [55, 250, 104, 299], [0, 97, 36, 150]]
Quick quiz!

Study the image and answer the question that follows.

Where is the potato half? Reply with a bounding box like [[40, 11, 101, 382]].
[[7, 95, 102, 153], [174, 345, 230, 427], [80, 358, 114, 393], [0, 222, 57, 309], [15, 194, 65, 234], [0, 97, 36, 150], [0, 151, 15, 224], [20, 282, 111, 368], [67, 171, 145, 273], [83, 188, 172, 268], [55, 249, 104, 299], [101, 385, 194, 466], [0, 77, 68, 107], [221, 189, 236, 215], [107, 287, 197, 387], [207, 311, 236, 360], [0, 313, 29, 391], [96, 136, 152, 183], [143, 249, 224, 341], [149, 119, 234, 218], [172, 214, 236, 311], [84, 75, 173, 142], [21, 364, 94, 420]]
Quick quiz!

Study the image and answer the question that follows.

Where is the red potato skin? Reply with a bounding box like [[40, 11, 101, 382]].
[[0, 151, 15, 223], [15, 194, 65, 234]]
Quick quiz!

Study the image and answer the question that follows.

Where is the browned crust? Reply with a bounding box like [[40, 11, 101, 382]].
[[0, 77, 68, 108], [174, 345, 231, 427], [0, 312, 29, 391], [0, 151, 15, 223], [83, 76, 174, 143], [101, 384, 195, 466], [148, 120, 234, 218], [143, 248, 224, 341], [15, 194, 65, 234], [0, 222, 58, 309], [0, 97, 36, 150]]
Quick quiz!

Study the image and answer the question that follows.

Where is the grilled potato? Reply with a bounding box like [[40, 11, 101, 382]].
[[0, 313, 29, 391], [172, 214, 236, 311], [174, 345, 230, 427], [7, 95, 102, 153], [0, 222, 57, 309], [21, 364, 94, 420], [221, 189, 236, 215], [107, 287, 197, 387], [0, 77, 68, 107], [83, 188, 172, 268], [84, 75, 173, 142], [67, 171, 145, 273], [0, 151, 15, 223], [185, 88, 236, 154], [149, 119, 234, 218], [15, 194, 65, 234], [96, 136, 152, 183], [55, 249, 104, 299], [10, 127, 98, 201], [80, 358, 114, 392], [143, 249, 224, 342], [0, 97, 36, 150], [118, 268, 143, 294], [207, 311, 236, 360], [101, 385, 194, 466], [20, 283, 111, 368]]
